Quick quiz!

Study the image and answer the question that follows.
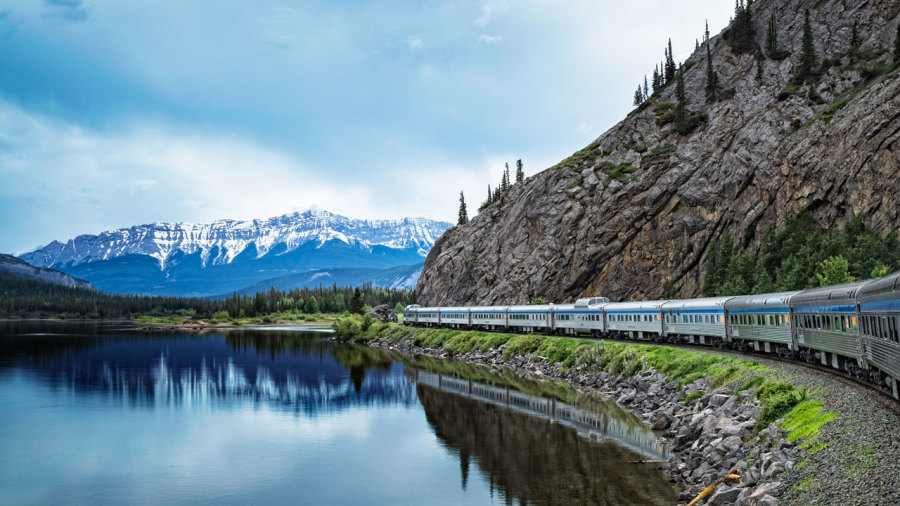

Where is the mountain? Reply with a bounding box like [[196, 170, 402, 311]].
[[21, 210, 450, 296], [416, 0, 900, 305], [225, 263, 423, 297], [0, 254, 93, 290]]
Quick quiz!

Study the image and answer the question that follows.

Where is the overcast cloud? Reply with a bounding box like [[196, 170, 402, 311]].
[[0, 0, 734, 253]]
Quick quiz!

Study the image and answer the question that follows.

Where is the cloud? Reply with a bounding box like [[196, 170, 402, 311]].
[[42, 0, 87, 22], [478, 34, 503, 44], [407, 35, 423, 50], [474, 1, 508, 27]]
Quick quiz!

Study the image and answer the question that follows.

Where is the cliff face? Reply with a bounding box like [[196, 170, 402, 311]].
[[417, 0, 900, 306]]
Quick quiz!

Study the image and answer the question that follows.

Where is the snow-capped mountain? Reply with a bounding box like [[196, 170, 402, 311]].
[[20, 210, 451, 296]]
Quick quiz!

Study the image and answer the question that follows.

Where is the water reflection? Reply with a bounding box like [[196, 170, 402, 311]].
[[0, 321, 677, 505]]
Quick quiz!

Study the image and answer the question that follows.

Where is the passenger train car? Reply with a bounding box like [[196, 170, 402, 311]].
[[402, 270, 900, 399]]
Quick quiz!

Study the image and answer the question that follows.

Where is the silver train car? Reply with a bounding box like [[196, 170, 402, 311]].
[[401, 270, 900, 399], [857, 272, 900, 396], [662, 297, 732, 345], [789, 280, 869, 374], [725, 292, 800, 355], [552, 297, 608, 336], [605, 300, 665, 340]]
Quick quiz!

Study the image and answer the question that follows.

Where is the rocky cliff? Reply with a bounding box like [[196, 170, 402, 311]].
[[417, 0, 900, 305]]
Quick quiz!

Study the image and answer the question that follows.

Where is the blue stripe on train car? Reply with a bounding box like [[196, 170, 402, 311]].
[[664, 309, 723, 314], [792, 305, 856, 313], [859, 299, 900, 312], [606, 311, 661, 315], [728, 308, 791, 314]]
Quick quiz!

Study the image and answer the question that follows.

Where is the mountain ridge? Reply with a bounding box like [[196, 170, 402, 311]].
[[0, 254, 94, 290], [21, 210, 450, 296]]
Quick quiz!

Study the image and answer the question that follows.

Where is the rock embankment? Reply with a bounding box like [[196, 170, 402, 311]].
[[363, 335, 796, 505]]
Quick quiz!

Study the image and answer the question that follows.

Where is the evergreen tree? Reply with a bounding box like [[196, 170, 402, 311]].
[[652, 65, 661, 92], [695, 39, 700, 52], [349, 287, 365, 315], [665, 39, 676, 82], [765, 13, 778, 58], [895, 24, 900, 65], [457, 191, 468, 225], [674, 64, 688, 133], [515, 159, 524, 183], [729, 0, 755, 54], [705, 42, 719, 102], [643, 75, 649, 100], [755, 51, 764, 81], [796, 10, 818, 81], [705, 20, 710, 43], [501, 164, 510, 192], [849, 20, 860, 60], [633, 85, 643, 106], [486, 184, 492, 205]]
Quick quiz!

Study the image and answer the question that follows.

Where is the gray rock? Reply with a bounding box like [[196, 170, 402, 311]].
[[366, 305, 398, 323], [709, 484, 742, 505]]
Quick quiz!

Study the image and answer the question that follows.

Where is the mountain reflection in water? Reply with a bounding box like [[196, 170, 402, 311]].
[[0, 321, 676, 505]]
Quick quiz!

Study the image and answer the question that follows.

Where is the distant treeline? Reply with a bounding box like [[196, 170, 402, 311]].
[[702, 211, 900, 297], [0, 273, 414, 319]]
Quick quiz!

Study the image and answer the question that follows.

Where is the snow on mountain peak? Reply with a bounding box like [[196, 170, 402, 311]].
[[21, 210, 452, 270]]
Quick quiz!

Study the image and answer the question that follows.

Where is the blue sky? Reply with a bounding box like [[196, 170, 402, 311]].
[[0, 0, 734, 254]]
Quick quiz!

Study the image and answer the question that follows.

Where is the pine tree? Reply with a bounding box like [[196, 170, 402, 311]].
[[756, 51, 764, 81], [695, 39, 700, 52], [457, 191, 468, 225], [643, 75, 649, 100], [705, 41, 719, 102], [848, 21, 860, 61], [486, 184, 492, 205], [675, 64, 688, 133], [633, 85, 643, 106], [652, 65, 661, 92], [515, 159, 524, 183], [765, 13, 777, 58], [349, 287, 364, 315], [502, 164, 510, 192], [665, 39, 676, 82], [796, 10, 818, 81], [705, 20, 710, 43], [729, 0, 755, 54], [895, 24, 900, 65]]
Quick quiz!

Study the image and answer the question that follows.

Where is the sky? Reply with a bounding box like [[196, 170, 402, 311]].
[[0, 0, 735, 254]]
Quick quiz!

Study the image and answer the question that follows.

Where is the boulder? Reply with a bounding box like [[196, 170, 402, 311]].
[[367, 305, 398, 323]]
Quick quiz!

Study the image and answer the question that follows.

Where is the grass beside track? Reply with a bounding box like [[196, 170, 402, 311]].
[[334, 316, 836, 444]]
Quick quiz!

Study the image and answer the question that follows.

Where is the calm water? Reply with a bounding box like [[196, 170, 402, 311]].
[[0, 321, 677, 505]]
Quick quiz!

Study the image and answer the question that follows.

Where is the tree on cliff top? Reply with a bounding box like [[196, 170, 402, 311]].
[[796, 10, 818, 81], [515, 159, 524, 183], [457, 191, 468, 225], [664, 39, 676, 83], [674, 64, 688, 132], [729, 0, 755, 54]]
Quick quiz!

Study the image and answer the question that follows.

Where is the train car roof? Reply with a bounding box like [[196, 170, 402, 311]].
[[574, 297, 610, 307], [404, 305, 421, 310], [552, 303, 606, 311], [790, 279, 874, 308], [415, 307, 442, 312], [438, 307, 471, 312], [857, 270, 900, 303], [605, 300, 667, 311], [507, 305, 554, 312], [469, 306, 509, 312], [725, 291, 802, 310], [661, 297, 734, 311]]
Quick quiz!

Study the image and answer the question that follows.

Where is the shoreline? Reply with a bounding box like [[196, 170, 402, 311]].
[[338, 321, 837, 506]]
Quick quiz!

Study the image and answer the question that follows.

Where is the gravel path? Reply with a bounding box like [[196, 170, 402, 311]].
[[681, 347, 900, 505]]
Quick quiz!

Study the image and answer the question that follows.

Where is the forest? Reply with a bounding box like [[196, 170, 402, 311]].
[[702, 211, 900, 296], [0, 273, 414, 320]]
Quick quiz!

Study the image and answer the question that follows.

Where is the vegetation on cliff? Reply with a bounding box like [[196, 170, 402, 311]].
[[702, 211, 900, 296]]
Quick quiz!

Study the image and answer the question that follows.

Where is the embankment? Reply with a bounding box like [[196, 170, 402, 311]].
[[334, 317, 839, 505]]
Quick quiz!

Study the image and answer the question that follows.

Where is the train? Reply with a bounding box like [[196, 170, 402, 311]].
[[402, 271, 900, 399]]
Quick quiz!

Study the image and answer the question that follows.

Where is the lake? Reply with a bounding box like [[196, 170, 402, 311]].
[[0, 321, 677, 505]]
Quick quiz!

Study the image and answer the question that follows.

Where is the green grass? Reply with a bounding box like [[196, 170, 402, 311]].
[[684, 390, 705, 404], [336, 319, 837, 443], [550, 143, 602, 171], [599, 162, 637, 184]]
